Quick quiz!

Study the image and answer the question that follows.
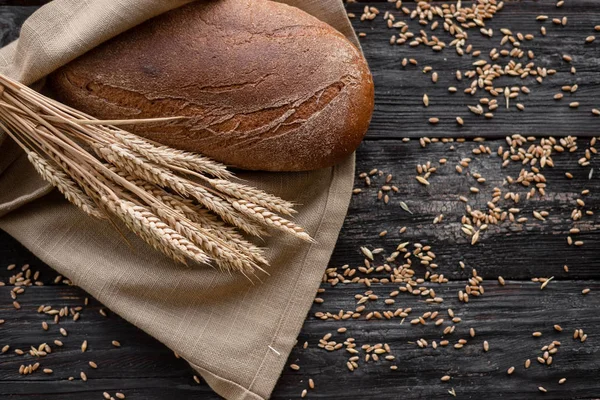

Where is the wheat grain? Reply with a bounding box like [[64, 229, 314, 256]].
[[153, 206, 260, 273], [208, 178, 295, 216], [232, 200, 312, 242], [106, 197, 211, 266], [25, 151, 103, 218]]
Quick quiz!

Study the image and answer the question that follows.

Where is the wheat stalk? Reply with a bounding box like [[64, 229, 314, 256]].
[[0, 73, 311, 275], [231, 200, 313, 242], [139, 183, 269, 266], [105, 197, 211, 266], [25, 151, 104, 219], [208, 179, 296, 216], [108, 168, 266, 272], [111, 130, 233, 180]]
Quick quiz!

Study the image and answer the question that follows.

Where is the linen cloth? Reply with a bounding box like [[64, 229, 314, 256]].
[[0, 1, 359, 399]]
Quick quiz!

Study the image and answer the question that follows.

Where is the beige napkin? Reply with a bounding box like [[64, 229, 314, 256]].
[[0, 1, 358, 399]]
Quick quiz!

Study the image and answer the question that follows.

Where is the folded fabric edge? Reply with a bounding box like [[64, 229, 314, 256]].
[[187, 154, 354, 400], [189, 361, 264, 400], [198, 155, 354, 399], [0, 153, 356, 400], [0, 152, 53, 218]]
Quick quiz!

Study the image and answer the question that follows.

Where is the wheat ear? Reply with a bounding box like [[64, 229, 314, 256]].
[[112, 130, 233, 179], [108, 168, 267, 272], [26, 151, 104, 219], [104, 196, 211, 266], [146, 188, 269, 266], [231, 200, 312, 242], [94, 143, 267, 237], [208, 179, 296, 216], [0, 72, 311, 274]]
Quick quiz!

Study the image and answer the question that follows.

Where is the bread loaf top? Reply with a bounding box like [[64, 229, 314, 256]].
[[48, 0, 374, 171]]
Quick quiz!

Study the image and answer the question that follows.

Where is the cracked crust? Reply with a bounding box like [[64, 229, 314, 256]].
[[47, 0, 375, 171]]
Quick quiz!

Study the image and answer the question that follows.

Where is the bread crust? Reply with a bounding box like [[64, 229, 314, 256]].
[[48, 0, 374, 171]]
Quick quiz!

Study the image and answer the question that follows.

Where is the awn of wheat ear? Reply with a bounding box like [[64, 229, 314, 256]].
[[0, 73, 311, 275]]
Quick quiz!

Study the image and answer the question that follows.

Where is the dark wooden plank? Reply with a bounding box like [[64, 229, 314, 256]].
[[275, 280, 600, 400], [0, 282, 598, 399], [346, 1, 600, 139], [7, 0, 600, 138], [0, 380, 211, 400], [0, 1, 47, 6], [333, 138, 600, 281], [2, 137, 599, 285], [0, 286, 217, 399], [0, 6, 38, 46]]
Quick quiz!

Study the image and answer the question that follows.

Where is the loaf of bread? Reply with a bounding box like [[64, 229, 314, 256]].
[[47, 0, 374, 171]]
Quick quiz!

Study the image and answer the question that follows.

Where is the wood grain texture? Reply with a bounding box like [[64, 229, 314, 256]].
[[0, 2, 45, 7], [1, 136, 599, 399], [0, 1, 600, 399], [0, 280, 598, 399], [0, 6, 37, 45], [0, 286, 212, 399], [347, 0, 600, 138], [284, 281, 600, 400], [334, 139, 600, 281]]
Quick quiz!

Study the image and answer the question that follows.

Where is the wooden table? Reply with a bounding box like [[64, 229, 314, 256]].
[[1, 1, 599, 399]]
